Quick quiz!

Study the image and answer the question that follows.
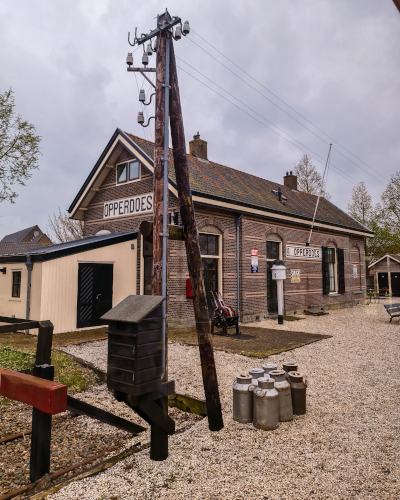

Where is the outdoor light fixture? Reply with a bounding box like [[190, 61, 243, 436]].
[[174, 26, 182, 40], [142, 52, 149, 66], [126, 53, 133, 66], [137, 111, 144, 124], [182, 20, 190, 35], [139, 89, 145, 102], [146, 42, 153, 55], [153, 38, 158, 52], [0, 267, 6, 274]]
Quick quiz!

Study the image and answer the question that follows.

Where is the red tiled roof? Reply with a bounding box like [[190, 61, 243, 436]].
[[126, 133, 371, 235]]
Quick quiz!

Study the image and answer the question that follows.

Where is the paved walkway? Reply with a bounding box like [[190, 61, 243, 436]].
[[54, 302, 400, 500]]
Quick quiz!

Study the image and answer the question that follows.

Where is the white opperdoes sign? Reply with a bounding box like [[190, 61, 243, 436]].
[[104, 193, 153, 219], [286, 245, 322, 260]]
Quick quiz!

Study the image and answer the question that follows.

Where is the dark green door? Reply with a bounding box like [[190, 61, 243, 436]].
[[77, 263, 113, 328]]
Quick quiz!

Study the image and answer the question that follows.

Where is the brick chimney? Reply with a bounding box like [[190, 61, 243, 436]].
[[189, 132, 207, 160], [284, 171, 297, 190]]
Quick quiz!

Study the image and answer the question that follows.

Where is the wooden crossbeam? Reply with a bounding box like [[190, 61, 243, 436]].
[[0, 367, 67, 414], [0, 321, 39, 333]]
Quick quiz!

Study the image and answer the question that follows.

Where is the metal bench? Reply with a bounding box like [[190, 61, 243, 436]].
[[384, 303, 400, 322]]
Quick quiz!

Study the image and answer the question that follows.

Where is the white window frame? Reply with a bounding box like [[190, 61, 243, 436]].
[[115, 159, 141, 185], [199, 232, 222, 294], [327, 247, 338, 294]]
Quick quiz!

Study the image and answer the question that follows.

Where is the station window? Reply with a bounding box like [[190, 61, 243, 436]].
[[116, 160, 140, 184], [326, 248, 336, 292], [200, 233, 220, 300], [12, 271, 21, 298]]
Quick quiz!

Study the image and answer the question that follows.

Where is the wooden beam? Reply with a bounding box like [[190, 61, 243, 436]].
[[169, 39, 224, 432], [66, 396, 146, 435], [0, 367, 67, 414], [0, 321, 39, 334]]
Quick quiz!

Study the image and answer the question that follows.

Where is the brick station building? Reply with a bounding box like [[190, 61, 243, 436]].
[[69, 129, 373, 326]]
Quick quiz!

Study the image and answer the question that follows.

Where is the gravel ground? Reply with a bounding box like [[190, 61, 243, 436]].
[[0, 383, 200, 496], [45, 303, 400, 498]]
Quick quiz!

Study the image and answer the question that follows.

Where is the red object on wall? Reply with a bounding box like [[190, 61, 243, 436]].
[[186, 278, 193, 298], [0, 367, 67, 415]]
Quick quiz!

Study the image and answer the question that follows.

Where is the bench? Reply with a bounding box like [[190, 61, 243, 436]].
[[208, 291, 239, 336], [384, 303, 400, 322]]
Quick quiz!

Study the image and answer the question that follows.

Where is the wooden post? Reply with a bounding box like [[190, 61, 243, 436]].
[[30, 320, 54, 481], [151, 11, 170, 460], [168, 40, 224, 431], [30, 364, 54, 483], [35, 320, 54, 365]]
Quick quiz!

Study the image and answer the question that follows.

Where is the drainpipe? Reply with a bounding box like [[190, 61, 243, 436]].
[[235, 215, 242, 321], [25, 255, 33, 334]]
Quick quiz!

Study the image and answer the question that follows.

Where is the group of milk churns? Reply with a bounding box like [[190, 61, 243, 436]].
[[233, 362, 307, 430]]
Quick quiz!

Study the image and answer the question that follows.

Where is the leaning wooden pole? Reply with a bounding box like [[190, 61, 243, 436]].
[[168, 40, 223, 431]]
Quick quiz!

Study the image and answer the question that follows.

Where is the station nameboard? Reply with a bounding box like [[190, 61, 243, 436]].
[[286, 245, 322, 260], [104, 193, 153, 219]]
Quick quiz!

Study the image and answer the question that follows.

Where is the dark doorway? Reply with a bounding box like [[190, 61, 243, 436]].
[[267, 262, 278, 312], [391, 273, 400, 297], [202, 258, 219, 316], [267, 241, 280, 313], [143, 234, 153, 295], [77, 263, 113, 328], [378, 273, 389, 294]]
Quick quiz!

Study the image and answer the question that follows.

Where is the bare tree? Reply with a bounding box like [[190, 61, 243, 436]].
[[380, 171, 400, 231], [47, 208, 84, 243], [293, 154, 331, 200], [347, 182, 374, 227], [0, 88, 41, 203]]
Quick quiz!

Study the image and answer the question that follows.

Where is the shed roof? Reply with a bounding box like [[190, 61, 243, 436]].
[[0, 231, 138, 264], [101, 295, 165, 323]]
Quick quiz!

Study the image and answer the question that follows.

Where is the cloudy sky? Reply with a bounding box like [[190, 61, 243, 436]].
[[0, 0, 399, 239]]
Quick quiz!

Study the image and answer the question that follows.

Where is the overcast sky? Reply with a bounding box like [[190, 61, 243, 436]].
[[1, 0, 399, 239]]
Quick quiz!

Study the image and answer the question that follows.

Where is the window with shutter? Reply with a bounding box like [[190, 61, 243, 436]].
[[322, 247, 330, 295]]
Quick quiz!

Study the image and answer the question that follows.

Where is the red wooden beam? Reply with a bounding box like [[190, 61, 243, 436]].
[[0, 368, 67, 414]]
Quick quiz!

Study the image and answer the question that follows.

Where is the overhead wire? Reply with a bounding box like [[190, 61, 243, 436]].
[[188, 31, 390, 185], [176, 55, 384, 190], [176, 64, 382, 201]]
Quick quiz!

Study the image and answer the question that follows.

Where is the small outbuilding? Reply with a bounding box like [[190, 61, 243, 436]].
[[368, 254, 400, 296], [0, 231, 138, 333]]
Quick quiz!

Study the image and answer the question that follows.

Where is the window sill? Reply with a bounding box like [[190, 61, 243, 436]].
[[328, 293, 340, 297], [9, 298, 21, 302], [352, 291, 363, 294]]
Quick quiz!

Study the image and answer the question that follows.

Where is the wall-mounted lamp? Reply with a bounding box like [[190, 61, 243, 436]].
[[0, 267, 6, 274]]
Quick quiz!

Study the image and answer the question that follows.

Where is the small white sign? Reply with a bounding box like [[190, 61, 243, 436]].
[[251, 248, 258, 273], [104, 193, 153, 219], [286, 245, 322, 260], [291, 269, 301, 283]]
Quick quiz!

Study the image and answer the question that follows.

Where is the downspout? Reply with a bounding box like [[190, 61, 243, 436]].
[[25, 255, 33, 334], [235, 215, 242, 321]]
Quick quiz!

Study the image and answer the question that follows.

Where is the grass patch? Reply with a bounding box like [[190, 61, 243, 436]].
[[0, 346, 35, 372], [51, 350, 96, 393]]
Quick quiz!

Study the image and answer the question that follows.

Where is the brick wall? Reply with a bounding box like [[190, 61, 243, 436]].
[[83, 149, 367, 325]]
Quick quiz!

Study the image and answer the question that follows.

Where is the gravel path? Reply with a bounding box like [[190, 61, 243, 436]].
[[52, 302, 400, 499]]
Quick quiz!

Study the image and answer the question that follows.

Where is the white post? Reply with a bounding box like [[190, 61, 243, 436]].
[[271, 260, 286, 325]]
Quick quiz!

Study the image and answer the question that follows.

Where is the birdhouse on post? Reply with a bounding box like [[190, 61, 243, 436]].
[[101, 295, 175, 461]]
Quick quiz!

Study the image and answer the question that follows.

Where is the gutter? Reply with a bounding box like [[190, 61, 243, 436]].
[[235, 215, 242, 322], [25, 255, 33, 334]]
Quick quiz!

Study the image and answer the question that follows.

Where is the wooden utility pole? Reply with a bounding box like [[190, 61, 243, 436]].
[[168, 40, 224, 431]]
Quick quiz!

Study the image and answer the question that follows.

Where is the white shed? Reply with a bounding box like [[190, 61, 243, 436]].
[[0, 231, 138, 334]]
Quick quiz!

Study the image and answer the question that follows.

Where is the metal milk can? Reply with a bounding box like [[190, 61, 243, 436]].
[[269, 370, 293, 422], [248, 368, 264, 386], [262, 363, 277, 377], [253, 377, 279, 431], [282, 361, 298, 380], [233, 374, 253, 423], [288, 371, 307, 415]]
